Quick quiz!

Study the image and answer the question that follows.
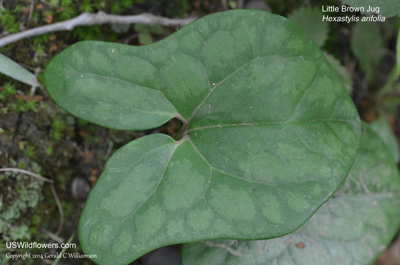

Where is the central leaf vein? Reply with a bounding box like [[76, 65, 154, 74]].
[[186, 54, 303, 123], [187, 119, 359, 133]]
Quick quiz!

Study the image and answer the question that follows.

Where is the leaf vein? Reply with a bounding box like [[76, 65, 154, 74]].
[[187, 119, 359, 133], [187, 54, 303, 122]]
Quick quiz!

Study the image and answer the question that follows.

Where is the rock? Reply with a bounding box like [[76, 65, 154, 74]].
[[71, 177, 90, 200]]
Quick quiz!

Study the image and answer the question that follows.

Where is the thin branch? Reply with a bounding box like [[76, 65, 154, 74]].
[[50, 184, 64, 236], [0, 11, 197, 47], [0, 167, 53, 183], [43, 229, 64, 243], [28, 0, 34, 25]]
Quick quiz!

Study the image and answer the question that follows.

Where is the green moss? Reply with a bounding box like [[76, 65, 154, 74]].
[[50, 117, 66, 141], [9, 224, 30, 240], [0, 9, 19, 33]]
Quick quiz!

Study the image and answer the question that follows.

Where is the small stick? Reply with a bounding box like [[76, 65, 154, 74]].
[[50, 184, 64, 236], [0, 168, 53, 183], [0, 11, 197, 47]]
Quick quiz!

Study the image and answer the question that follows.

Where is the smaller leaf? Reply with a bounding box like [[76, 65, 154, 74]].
[[324, 52, 352, 94], [134, 23, 148, 32], [138, 32, 153, 45], [288, 7, 329, 47], [379, 27, 400, 95], [110, 24, 131, 34], [149, 25, 163, 34], [397, 27, 400, 65], [370, 113, 400, 162], [0, 54, 38, 86], [350, 22, 383, 82]]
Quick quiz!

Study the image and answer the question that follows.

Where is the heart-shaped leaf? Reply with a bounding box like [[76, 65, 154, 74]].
[[182, 122, 400, 265], [44, 10, 361, 265]]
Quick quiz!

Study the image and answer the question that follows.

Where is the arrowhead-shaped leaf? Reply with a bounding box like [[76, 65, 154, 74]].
[[44, 10, 361, 265], [182, 123, 400, 265]]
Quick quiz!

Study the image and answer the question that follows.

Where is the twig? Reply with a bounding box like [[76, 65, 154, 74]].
[[50, 184, 64, 236], [105, 141, 114, 161], [43, 229, 65, 244], [30, 67, 44, 96], [0, 11, 197, 47], [0, 167, 52, 183], [28, 0, 35, 24]]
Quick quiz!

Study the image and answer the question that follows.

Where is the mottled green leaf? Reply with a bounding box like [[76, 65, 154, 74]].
[[45, 10, 361, 265], [182, 123, 400, 265], [340, 0, 400, 17], [370, 113, 399, 162], [0, 54, 38, 86], [351, 22, 383, 82], [324, 52, 352, 94], [288, 7, 329, 47]]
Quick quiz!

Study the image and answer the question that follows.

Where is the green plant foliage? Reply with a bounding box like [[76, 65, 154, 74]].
[[380, 27, 400, 95], [370, 113, 400, 162], [288, 6, 329, 47], [50, 117, 66, 141], [72, 26, 106, 41], [350, 22, 383, 82], [146, 0, 188, 17], [0, 54, 39, 86], [45, 10, 361, 265], [9, 224, 30, 241], [340, 0, 400, 18], [324, 53, 352, 94], [110, 24, 131, 34], [52, 235, 74, 265], [0, 82, 17, 101], [0, 163, 44, 242], [134, 24, 163, 45], [110, 0, 144, 14], [0, 9, 19, 34], [182, 123, 400, 265]]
